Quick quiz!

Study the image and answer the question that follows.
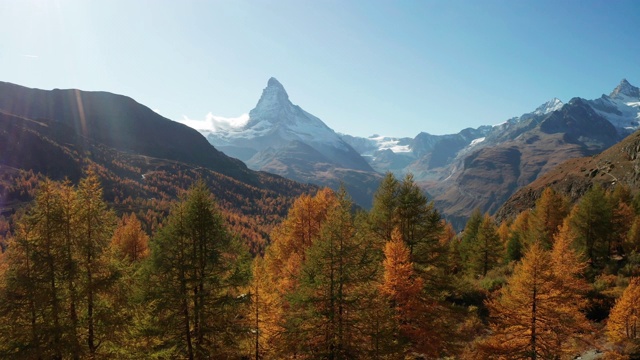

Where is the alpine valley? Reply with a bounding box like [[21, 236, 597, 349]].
[[2, 77, 640, 231], [0, 80, 317, 254], [191, 78, 640, 228], [3, 77, 640, 359]]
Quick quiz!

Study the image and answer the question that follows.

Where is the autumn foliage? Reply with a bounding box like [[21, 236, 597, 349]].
[[111, 213, 149, 262], [607, 277, 640, 354], [2, 172, 640, 358]]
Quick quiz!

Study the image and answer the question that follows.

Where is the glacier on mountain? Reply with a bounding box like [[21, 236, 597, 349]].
[[588, 79, 640, 133]]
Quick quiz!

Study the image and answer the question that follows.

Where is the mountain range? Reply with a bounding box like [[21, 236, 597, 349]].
[[0, 81, 316, 253], [190, 78, 640, 227], [2, 78, 639, 360], [1, 77, 638, 231]]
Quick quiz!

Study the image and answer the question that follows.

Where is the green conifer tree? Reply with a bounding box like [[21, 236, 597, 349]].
[[369, 172, 399, 243], [567, 184, 613, 272], [469, 214, 503, 277], [146, 180, 250, 359], [287, 188, 379, 359]]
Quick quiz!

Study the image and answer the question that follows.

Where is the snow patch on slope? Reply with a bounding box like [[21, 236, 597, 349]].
[[533, 98, 564, 115], [469, 137, 485, 146], [493, 98, 564, 129]]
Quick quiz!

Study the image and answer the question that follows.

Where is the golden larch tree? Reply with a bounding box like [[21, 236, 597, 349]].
[[480, 235, 590, 359], [607, 277, 640, 351], [111, 212, 149, 262], [286, 188, 380, 359], [261, 188, 339, 355], [527, 187, 568, 248], [380, 227, 446, 357]]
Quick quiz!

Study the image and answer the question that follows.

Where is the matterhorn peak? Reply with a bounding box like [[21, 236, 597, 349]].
[[257, 77, 289, 104], [267, 77, 285, 89], [248, 77, 294, 120], [610, 78, 640, 99]]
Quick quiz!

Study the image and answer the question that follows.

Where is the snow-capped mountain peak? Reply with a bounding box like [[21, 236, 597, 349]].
[[248, 77, 291, 120], [244, 78, 340, 144], [195, 77, 376, 175], [610, 78, 640, 100], [588, 79, 640, 133], [533, 98, 564, 115]]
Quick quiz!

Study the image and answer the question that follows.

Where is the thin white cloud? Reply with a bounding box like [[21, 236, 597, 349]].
[[20, 54, 39, 58], [179, 113, 249, 132]]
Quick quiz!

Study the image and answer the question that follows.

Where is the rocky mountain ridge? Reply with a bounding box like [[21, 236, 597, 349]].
[[185, 78, 639, 226], [342, 80, 639, 226]]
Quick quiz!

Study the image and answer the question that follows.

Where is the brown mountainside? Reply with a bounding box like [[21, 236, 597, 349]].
[[0, 82, 316, 253], [496, 129, 640, 222], [423, 98, 620, 229], [0, 81, 249, 177]]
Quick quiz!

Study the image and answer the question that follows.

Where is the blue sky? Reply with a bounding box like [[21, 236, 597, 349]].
[[1, 0, 639, 137]]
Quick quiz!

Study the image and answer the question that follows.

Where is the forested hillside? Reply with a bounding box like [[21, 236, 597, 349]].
[[0, 82, 317, 255], [1, 171, 639, 359]]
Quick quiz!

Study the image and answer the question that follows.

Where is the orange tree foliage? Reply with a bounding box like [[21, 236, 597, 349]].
[[247, 256, 280, 360], [0, 174, 120, 358], [380, 228, 446, 357], [1, 141, 314, 257], [607, 277, 640, 352], [527, 187, 568, 249], [440, 220, 457, 246], [75, 170, 119, 356], [479, 231, 590, 359], [111, 212, 150, 262], [497, 221, 510, 249], [260, 187, 340, 355], [283, 189, 380, 359], [264, 188, 339, 295]]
